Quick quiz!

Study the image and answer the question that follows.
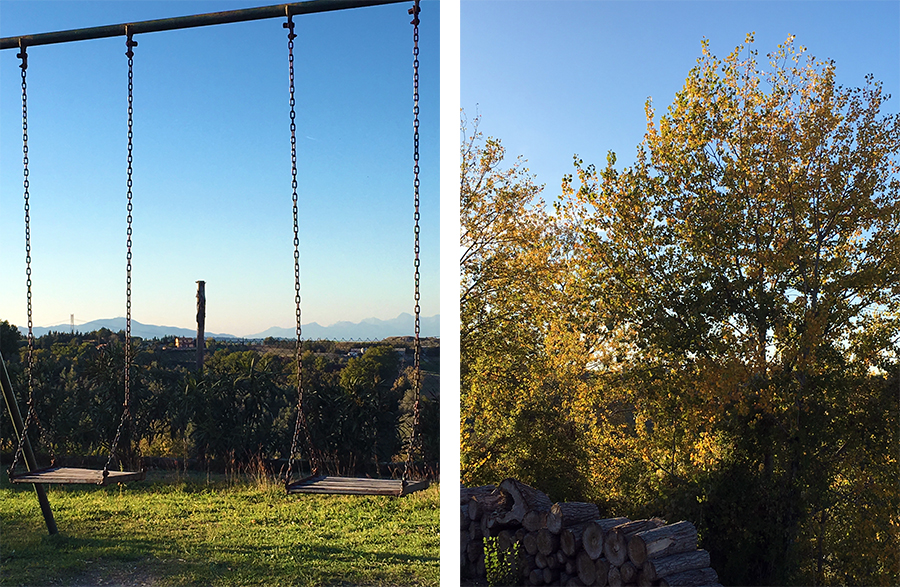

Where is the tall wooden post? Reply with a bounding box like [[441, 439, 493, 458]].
[[196, 280, 205, 371], [1, 351, 58, 535]]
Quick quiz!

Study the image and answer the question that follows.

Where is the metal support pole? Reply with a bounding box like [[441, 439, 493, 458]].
[[1, 351, 58, 535], [1, 0, 405, 50]]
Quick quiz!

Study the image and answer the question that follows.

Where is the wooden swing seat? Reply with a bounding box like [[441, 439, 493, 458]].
[[9, 466, 146, 486], [286, 474, 429, 497]]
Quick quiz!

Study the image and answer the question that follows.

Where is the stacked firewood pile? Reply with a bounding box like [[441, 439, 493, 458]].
[[461, 480, 722, 587]]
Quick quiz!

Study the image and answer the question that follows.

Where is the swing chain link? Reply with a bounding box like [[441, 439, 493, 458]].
[[403, 0, 422, 482], [284, 12, 321, 485], [105, 30, 138, 476], [9, 41, 33, 478]]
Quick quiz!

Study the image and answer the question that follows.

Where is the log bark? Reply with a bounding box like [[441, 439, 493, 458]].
[[548, 501, 601, 534], [537, 528, 560, 556], [497, 478, 554, 524], [560, 521, 589, 556], [641, 550, 710, 582], [605, 519, 665, 566], [529, 569, 544, 586], [627, 521, 698, 567], [535, 552, 549, 569], [582, 517, 631, 560], [576, 550, 597, 586], [461, 484, 496, 504], [460, 505, 469, 528], [658, 566, 718, 587], [497, 529, 513, 553], [485, 511, 521, 533], [469, 492, 505, 521]]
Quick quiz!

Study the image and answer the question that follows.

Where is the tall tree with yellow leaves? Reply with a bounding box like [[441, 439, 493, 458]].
[[460, 114, 598, 501], [566, 34, 899, 585]]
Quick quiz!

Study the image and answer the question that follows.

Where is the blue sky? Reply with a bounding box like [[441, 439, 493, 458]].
[[1, 0, 439, 338], [462, 0, 899, 197]]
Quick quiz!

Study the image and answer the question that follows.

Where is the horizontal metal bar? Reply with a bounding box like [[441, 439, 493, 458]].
[[1, 0, 407, 50]]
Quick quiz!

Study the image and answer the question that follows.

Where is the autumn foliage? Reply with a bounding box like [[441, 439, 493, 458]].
[[461, 36, 899, 586]]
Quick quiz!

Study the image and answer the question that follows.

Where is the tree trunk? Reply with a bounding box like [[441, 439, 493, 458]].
[[196, 280, 205, 371], [627, 520, 697, 567], [576, 550, 597, 586], [548, 501, 601, 534], [641, 550, 710, 582], [583, 517, 630, 560], [657, 566, 719, 587], [497, 478, 554, 524], [605, 519, 665, 566]]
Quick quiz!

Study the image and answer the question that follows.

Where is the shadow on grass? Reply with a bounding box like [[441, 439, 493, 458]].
[[3, 532, 438, 586]]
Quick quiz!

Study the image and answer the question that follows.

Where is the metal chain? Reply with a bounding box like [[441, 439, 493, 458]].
[[105, 30, 137, 475], [403, 0, 422, 482], [9, 42, 33, 478], [284, 12, 320, 484]]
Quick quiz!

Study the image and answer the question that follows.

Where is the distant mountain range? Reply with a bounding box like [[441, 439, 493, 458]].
[[19, 313, 439, 341]]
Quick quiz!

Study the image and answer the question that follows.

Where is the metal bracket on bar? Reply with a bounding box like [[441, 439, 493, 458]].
[[125, 25, 137, 58], [17, 39, 27, 70], [283, 9, 297, 40]]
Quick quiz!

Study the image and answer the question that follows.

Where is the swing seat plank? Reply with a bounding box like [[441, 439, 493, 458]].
[[286, 474, 429, 497], [10, 466, 145, 486]]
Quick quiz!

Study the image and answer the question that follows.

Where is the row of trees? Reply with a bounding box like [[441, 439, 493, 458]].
[[461, 35, 898, 586], [0, 321, 439, 477]]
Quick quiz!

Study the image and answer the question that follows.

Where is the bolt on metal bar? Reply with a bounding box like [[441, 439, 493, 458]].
[[1, 0, 405, 50]]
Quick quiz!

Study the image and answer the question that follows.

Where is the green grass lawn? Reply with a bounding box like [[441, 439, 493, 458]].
[[0, 471, 439, 586]]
